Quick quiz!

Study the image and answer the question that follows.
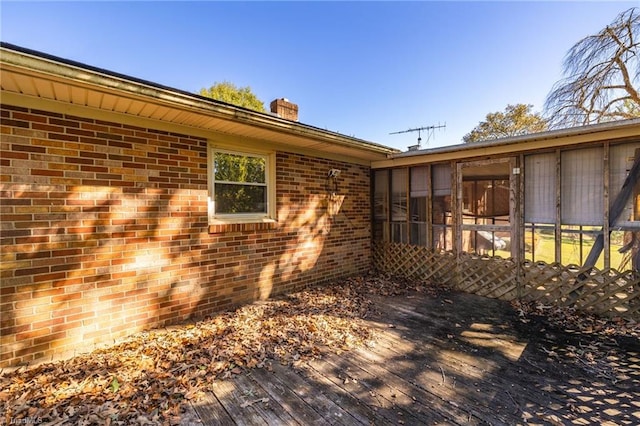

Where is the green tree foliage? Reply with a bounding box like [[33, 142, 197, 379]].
[[545, 7, 640, 127], [463, 104, 548, 143], [200, 81, 266, 112]]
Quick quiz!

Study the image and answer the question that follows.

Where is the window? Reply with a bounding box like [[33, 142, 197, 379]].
[[373, 163, 452, 249], [208, 147, 275, 224]]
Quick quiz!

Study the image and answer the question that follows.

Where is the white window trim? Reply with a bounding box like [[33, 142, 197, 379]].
[[208, 144, 277, 225]]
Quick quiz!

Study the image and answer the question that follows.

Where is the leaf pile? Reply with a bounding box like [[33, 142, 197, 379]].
[[511, 300, 639, 340], [1, 275, 432, 425], [512, 300, 640, 383], [352, 273, 450, 298]]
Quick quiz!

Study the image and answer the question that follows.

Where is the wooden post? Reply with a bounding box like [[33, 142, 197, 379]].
[[405, 168, 410, 244], [603, 142, 610, 269], [455, 162, 463, 259], [510, 157, 519, 263], [454, 162, 462, 288], [426, 164, 433, 250], [631, 149, 640, 271], [517, 154, 525, 298], [555, 150, 562, 264], [386, 170, 391, 243]]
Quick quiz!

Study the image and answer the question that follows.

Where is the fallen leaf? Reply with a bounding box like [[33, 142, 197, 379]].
[[0, 275, 461, 424], [109, 377, 120, 393], [240, 398, 269, 408]]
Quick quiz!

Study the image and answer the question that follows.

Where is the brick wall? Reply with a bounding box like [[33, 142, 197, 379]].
[[0, 104, 372, 368]]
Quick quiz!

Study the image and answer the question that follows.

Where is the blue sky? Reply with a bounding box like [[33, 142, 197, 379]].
[[1, 1, 636, 151]]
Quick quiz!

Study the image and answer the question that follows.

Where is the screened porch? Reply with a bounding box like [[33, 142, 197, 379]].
[[372, 138, 640, 318]]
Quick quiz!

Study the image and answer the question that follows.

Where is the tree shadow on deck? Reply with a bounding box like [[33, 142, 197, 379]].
[[199, 289, 640, 425], [314, 290, 640, 425]]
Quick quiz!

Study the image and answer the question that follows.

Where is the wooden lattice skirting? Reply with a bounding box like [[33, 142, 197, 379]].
[[372, 242, 640, 319]]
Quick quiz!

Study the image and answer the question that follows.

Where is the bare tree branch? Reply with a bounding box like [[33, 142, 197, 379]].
[[544, 7, 640, 128]]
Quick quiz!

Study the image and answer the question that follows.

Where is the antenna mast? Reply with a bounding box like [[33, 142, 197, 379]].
[[390, 123, 446, 150]]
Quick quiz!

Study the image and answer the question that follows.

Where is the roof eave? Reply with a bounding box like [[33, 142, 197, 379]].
[[0, 42, 399, 160], [372, 118, 640, 168]]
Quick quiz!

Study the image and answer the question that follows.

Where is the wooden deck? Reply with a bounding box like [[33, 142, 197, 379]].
[[183, 290, 640, 425]]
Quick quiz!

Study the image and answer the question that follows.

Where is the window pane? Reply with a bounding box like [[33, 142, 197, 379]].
[[410, 189, 427, 246], [373, 170, 389, 242], [215, 183, 266, 214], [410, 222, 427, 246], [214, 152, 266, 184], [410, 166, 427, 246], [391, 169, 407, 221], [374, 170, 388, 220], [373, 221, 387, 242], [432, 163, 453, 250], [410, 196, 427, 222], [433, 195, 450, 225], [391, 223, 408, 244], [391, 169, 407, 243]]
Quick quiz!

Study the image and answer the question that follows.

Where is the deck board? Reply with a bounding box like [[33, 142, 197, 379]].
[[186, 290, 640, 425], [248, 364, 357, 426], [348, 346, 483, 425], [233, 373, 300, 425], [314, 350, 456, 425], [208, 379, 269, 426], [242, 368, 318, 426]]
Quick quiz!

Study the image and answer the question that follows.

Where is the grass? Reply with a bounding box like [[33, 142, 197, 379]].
[[525, 233, 628, 270]]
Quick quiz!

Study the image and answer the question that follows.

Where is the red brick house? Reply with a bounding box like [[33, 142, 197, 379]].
[[0, 43, 398, 367], [3, 43, 640, 369]]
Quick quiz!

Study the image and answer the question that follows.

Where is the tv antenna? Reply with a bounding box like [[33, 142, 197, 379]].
[[390, 123, 446, 150]]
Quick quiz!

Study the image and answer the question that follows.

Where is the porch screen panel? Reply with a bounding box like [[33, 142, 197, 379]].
[[610, 142, 640, 225], [561, 147, 604, 226], [432, 164, 452, 250], [410, 167, 428, 197], [432, 164, 451, 196], [391, 168, 408, 243], [373, 170, 389, 241], [524, 153, 556, 223], [410, 166, 428, 245]]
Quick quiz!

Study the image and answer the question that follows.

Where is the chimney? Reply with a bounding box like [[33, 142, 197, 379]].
[[270, 98, 299, 121]]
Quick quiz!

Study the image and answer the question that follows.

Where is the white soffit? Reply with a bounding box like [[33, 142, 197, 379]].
[[1, 46, 398, 163]]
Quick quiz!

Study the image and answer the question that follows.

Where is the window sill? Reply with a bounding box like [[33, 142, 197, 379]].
[[208, 219, 278, 234]]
